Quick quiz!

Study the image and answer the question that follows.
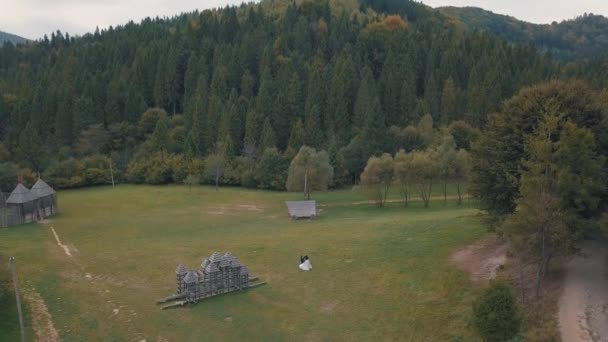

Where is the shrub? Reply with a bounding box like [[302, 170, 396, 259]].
[[126, 159, 148, 184], [82, 155, 114, 185], [169, 154, 189, 183], [256, 148, 288, 190], [473, 282, 521, 342], [44, 158, 85, 188]]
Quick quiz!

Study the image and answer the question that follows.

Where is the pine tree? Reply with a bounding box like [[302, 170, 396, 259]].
[[328, 49, 356, 144], [151, 113, 170, 157], [400, 70, 418, 125], [260, 117, 277, 151], [354, 67, 378, 134], [305, 104, 324, 149], [441, 78, 458, 126]]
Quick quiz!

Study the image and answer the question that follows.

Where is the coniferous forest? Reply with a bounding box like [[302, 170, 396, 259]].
[[0, 0, 605, 199]]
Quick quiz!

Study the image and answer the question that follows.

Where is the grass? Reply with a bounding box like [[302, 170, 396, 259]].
[[0, 185, 486, 341]]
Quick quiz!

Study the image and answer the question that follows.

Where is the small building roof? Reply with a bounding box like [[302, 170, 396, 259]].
[[184, 271, 199, 283], [175, 264, 187, 275], [6, 183, 36, 204], [285, 200, 318, 219], [209, 252, 221, 263], [205, 262, 219, 273], [30, 178, 55, 198]]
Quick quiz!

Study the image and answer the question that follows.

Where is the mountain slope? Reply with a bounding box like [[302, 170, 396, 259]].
[[438, 7, 608, 60], [0, 31, 29, 45]]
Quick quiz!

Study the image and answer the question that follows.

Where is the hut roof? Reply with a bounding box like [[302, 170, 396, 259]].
[[201, 258, 210, 269], [6, 184, 36, 204], [285, 200, 318, 219], [218, 255, 231, 267], [184, 271, 199, 283], [205, 262, 219, 273], [31, 178, 55, 198], [239, 266, 249, 275], [175, 264, 187, 275], [209, 252, 221, 263]]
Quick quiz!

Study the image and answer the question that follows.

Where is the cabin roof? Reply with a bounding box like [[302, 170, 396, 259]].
[[6, 184, 36, 204], [285, 200, 318, 218], [184, 271, 199, 283], [30, 178, 55, 198], [175, 264, 187, 275]]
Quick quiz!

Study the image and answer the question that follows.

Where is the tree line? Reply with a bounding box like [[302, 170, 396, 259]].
[[0, 0, 560, 190]]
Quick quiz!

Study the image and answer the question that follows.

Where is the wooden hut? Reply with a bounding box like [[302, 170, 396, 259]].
[[30, 178, 57, 218], [285, 200, 318, 220], [6, 183, 38, 224]]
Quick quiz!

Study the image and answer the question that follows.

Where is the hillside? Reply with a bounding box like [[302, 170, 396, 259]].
[[0, 30, 29, 45], [438, 7, 608, 60], [0, 0, 560, 176]]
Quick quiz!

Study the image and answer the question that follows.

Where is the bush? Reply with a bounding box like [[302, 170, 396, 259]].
[[44, 158, 85, 188], [169, 154, 189, 183], [473, 282, 521, 342], [126, 159, 147, 184], [82, 155, 114, 185], [255, 148, 288, 190]]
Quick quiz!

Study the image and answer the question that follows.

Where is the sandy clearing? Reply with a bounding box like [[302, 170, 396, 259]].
[[207, 204, 264, 215], [450, 235, 508, 285], [24, 289, 60, 342], [559, 237, 608, 342], [50, 226, 72, 257]]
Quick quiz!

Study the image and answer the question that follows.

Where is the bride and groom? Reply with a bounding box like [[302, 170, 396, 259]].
[[299, 255, 312, 271]]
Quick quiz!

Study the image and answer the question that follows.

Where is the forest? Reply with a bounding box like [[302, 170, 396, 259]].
[[0, 0, 605, 199], [439, 7, 608, 61]]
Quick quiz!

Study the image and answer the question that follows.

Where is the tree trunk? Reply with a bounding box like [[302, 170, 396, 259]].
[[304, 168, 309, 200], [457, 183, 462, 205], [110, 160, 115, 188], [424, 179, 433, 208], [215, 165, 220, 190], [443, 178, 447, 205]]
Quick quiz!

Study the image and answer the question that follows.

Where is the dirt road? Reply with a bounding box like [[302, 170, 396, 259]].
[[559, 237, 608, 342]]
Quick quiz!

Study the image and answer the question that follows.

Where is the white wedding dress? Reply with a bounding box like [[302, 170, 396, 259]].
[[299, 259, 312, 271]]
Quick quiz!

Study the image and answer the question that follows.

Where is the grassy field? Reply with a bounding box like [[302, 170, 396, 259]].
[[0, 185, 486, 341]]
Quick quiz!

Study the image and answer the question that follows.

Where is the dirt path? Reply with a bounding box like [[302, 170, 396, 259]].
[[23, 290, 60, 342], [449, 235, 508, 285], [559, 237, 608, 342], [50, 226, 72, 257]]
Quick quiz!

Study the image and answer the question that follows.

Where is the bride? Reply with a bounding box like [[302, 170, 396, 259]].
[[299, 255, 312, 271]]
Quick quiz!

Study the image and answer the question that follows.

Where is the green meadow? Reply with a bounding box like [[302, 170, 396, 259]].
[[0, 185, 486, 341]]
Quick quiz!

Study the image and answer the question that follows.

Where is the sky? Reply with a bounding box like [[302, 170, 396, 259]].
[[1, 0, 607, 40]]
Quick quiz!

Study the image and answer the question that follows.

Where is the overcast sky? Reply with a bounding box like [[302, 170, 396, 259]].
[[2, 0, 607, 40]]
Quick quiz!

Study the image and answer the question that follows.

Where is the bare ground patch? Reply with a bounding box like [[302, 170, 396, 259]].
[[320, 301, 338, 314], [449, 235, 507, 285], [559, 238, 608, 342], [50, 226, 72, 257], [24, 289, 60, 342], [206, 204, 264, 215]]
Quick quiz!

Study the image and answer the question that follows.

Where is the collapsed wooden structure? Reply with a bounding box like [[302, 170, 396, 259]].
[[157, 252, 264, 309], [285, 200, 319, 220], [1, 179, 57, 227]]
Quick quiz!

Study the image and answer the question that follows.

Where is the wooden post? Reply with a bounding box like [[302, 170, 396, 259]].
[[109, 160, 115, 188], [304, 167, 308, 200], [9, 257, 25, 342]]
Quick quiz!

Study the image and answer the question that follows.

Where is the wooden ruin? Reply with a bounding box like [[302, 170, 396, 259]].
[[157, 252, 264, 309], [285, 200, 318, 220]]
